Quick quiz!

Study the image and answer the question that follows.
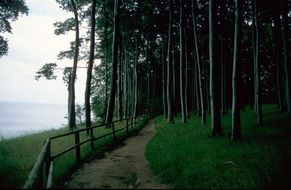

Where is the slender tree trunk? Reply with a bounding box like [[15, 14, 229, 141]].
[[68, 0, 80, 130], [184, 27, 189, 119], [117, 36, 123, 119], [85, 0, 96, 134], [123, 49, 128, 119], [221, 38, 228, 115], [195, 59, 201, 116], [105, 0, 120, 123], [167, 0, 174, 123], [282, 0, 291, 113], [192, 0, 205, 124], [173, 51, 176, 115], [209, 0, 223, 137], [273, 11, 284, 111], [133, 38, 139, 117], [231, 0, 242, 140], [252, 0, 263, 126], [103, 0, 109, 120], [179, 0, 186, 123], [162, 41, 168, 119]]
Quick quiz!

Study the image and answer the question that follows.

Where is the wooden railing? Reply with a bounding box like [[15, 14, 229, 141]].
[[23, 115, 145, 189]]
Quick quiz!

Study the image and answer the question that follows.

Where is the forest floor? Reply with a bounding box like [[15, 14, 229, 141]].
[[64, 119, 171, 189]]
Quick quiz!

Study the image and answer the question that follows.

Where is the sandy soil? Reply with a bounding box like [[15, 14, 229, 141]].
[[65, 119, 171, 189]]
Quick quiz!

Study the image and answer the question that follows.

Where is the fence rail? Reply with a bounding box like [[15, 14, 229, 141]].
[[23, 116, 144, 189]]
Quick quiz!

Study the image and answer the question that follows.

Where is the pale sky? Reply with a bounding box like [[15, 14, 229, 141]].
[[0, 0, 88, 105]]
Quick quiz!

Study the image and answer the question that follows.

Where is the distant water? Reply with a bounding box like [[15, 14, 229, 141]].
[[0, 101, 67, 140]]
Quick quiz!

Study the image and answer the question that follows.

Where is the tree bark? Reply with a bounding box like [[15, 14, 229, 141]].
[[133, 37, 139, 117], [103, 0, 109, 120], [179, 0, 186, 123], [273, 10, 284, 111], [167, 0, 174, 123], [117, 35, 123, 119], [231, 0, 242, 140], [85, 0, 96, 134], [282, 0, 291, 113], [68, 0, 80, 130], [192, 0, 205, 124], [209, 0, 223, 137], [252, 0, 263, 126], [105, 0, 120, 123], [162, 40, 168, 119], [221, 38, 228, 115]]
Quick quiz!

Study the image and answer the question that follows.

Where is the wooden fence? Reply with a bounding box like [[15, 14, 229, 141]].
[[23, 116, 145, 189]]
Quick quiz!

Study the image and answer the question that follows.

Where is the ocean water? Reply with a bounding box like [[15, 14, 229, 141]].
[[0, 101, 67, 140]]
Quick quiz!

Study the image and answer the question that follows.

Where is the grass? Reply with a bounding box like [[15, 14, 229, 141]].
[[0, 117, 147, 188], [145, 105, 291, 189]]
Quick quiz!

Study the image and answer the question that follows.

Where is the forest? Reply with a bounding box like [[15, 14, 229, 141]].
[[1, 0, 291, 188], [33, 0, 291, 141]]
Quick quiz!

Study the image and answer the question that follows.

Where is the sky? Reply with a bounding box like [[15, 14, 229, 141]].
[[0, 0, 87, 105]]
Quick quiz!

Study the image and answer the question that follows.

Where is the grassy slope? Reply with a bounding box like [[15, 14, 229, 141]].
[[146, 105, 291, 189], [0, 119, 146, 188]]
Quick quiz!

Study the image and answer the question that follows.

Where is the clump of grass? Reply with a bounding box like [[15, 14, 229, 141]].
[[146, 105, 291, 189]]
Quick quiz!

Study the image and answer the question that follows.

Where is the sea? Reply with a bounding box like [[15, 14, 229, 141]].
[[0, 101, 67, 140]]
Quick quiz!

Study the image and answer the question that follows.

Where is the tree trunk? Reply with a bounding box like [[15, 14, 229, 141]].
[[252, 0, 263, 126], [273, 10, 284, 111], [282, 0, 291, 113], [85, 0, 96, 135], [179, 0, 186, 123], [221, 38, 228, 115], [184, 32, 189, 119], [105, 0, 120, 123], [133, 38, 139, 117], [209, 0, 223, 137], [231, 0, 242, 140], [123, 49, 128, 119], [117, 35, 123, 120], [192, 0, 205, 124], [162, 40, 168, 119], [103, 0, 109, 120], [167, 0, 174, 123], [68, 0, 80, 130]]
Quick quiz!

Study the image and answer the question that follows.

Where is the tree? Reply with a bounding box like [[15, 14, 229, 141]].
[[0, 0, 28, 58], [105, 0, 120, 124], [84, 0, 97, 134], [67, 0, 80, 130], [192, 0, 206, 125], [179, 0, 187, 123], [252, 0, 263, 127], [231, 0, 242, 140], [209, 0, 223, 137], [167, 0, 174, 123], [282, 0, 291, 113]]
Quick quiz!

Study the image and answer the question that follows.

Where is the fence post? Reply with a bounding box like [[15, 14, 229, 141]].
[[112, 122, 116, 140], [90, 127, 94, 148], [43, 139, 51, 187], [126, 118, 129, 134], [75, 132, 81, 163]]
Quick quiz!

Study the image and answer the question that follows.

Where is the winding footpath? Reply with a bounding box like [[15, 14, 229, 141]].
[[65, 119, 171, 189]]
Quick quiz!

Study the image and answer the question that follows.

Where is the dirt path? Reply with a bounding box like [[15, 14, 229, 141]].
[[65, 119, 171, 189]]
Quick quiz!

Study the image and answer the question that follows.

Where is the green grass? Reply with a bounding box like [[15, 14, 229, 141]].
[[146, 105, 291, 189], [0, 118, 147, 188]]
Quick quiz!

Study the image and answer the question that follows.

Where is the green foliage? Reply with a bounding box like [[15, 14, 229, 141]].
[[54, 18, 75, 35], [75, 104, 85, 124], [146, 105, 291, 189], [0, 0, 28, 57], [35, 63, 58, 81]]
